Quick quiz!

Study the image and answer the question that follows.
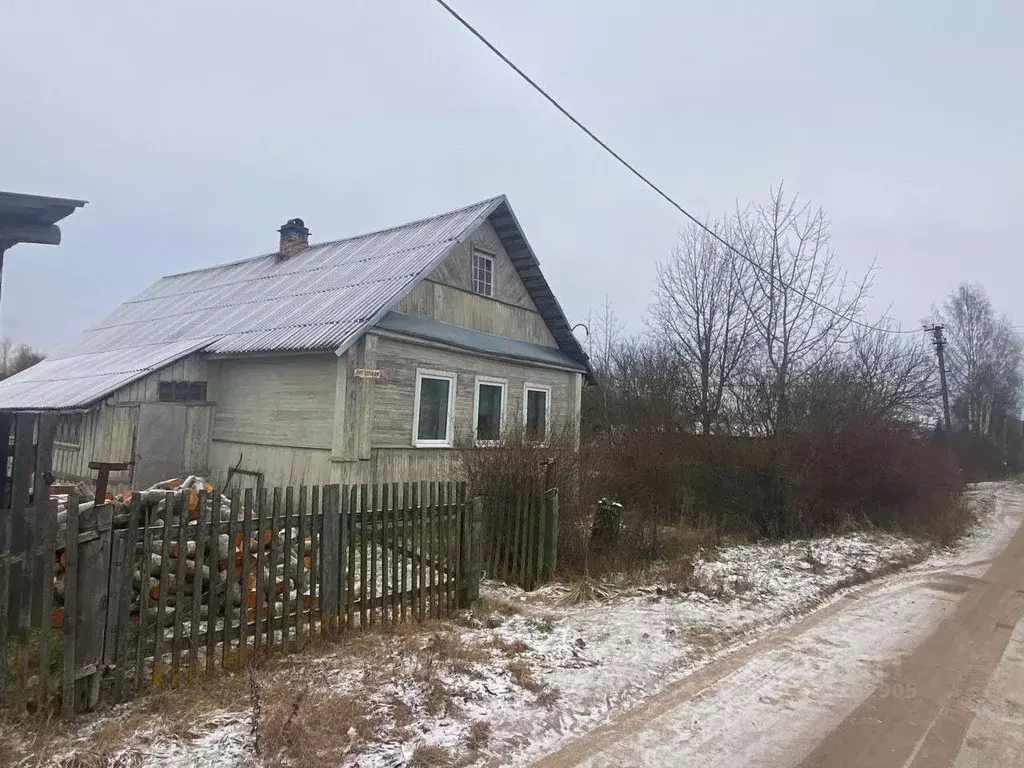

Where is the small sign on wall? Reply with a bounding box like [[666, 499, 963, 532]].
[[354, 368, 384, 379]]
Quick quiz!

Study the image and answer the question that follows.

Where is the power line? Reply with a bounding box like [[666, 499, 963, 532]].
[[431, 0, 919, 336]]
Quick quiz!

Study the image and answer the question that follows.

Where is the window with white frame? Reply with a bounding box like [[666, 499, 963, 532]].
[[471, 249, 494, 297], [523, 384, 550, 440], [413, 369, 457, 447], [474, 377, 506, 444]]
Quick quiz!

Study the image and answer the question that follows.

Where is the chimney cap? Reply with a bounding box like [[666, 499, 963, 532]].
[[279, 217, 309, 235]]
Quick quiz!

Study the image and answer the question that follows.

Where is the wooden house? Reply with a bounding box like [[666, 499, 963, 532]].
[[0, 196, 592, 492]]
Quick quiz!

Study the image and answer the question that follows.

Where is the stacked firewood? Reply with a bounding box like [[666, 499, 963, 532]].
[[49, 476, 318, 633]]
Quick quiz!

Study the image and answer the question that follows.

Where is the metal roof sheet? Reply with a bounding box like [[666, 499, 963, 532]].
[[0, 194, 592, 410], [0, 339, 211, 410], [376, 312, 587, 372]]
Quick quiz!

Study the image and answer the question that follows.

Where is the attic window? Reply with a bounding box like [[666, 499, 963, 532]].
[[158, 381, 207, 402], [472, 249, 494, 297]]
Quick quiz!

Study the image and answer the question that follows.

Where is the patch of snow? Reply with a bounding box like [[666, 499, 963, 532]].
[[17, 483, 1017, 768]]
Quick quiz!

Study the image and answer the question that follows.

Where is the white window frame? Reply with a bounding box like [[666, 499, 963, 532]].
[[471, 248, 495, 298], [413, 368, 457, 448], [473, 376, 508, 446], [522, 383, 552, 441]]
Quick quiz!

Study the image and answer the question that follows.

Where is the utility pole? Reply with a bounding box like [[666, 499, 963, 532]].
[[926, 325, 952, 432]]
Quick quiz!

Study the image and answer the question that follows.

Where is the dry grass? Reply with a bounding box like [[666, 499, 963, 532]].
[[410, 744, 454, 767], [5, 609, 560, 767], [535, 686, 561, 708], [506, 659, 544, 694], [465, 594, 524, 629], [258, 682, 382, 768], [422, 632, 489, 665], [558, 575, 618, 606], [464, 719, 491, 751], [489, 636, 530, 656]]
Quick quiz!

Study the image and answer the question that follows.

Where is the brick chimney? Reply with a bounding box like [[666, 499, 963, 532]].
[[278, 218, 310, 258]]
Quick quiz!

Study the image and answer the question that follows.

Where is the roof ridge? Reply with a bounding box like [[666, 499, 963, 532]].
[[158, 194, 506, 281]]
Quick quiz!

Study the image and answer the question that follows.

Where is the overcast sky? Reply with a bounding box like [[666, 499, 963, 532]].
[[2, 0, 1021, 351]]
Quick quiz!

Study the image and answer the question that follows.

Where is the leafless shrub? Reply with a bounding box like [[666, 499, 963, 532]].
[[459, 422, 601, 575]]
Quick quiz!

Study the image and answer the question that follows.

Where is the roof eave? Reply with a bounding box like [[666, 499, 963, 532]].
[[484, 200, 595, 383]]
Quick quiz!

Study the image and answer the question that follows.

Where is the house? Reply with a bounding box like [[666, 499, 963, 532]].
[[0, 196, 592, 493]]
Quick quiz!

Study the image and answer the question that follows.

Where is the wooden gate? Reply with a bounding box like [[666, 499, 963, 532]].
[[480, 482, 558, 590]]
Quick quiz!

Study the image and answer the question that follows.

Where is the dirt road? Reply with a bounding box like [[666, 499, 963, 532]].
[[535, 484, 1024, 768]]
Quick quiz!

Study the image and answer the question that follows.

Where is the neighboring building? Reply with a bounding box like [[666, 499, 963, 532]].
[[0, 196, 592, 492], [0, 190, 87, 308]]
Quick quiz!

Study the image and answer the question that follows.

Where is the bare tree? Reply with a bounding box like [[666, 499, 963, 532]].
[[845, 327, 937, 423], [0, 337, 44, 380], [790, 327, 936, 425], [733, 184, 874, 434], [649, 217, 751, 434], [601, 340, 692, 435], [934, 283, 1023, 436], [582, 296, 627, 432]]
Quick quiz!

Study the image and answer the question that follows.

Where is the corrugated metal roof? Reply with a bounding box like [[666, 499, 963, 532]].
[[0, 339, 211, 410], [75, 197, 503, 358], [0, 194, 593, 410]]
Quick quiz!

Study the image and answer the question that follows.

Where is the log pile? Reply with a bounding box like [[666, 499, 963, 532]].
[[48, 476, 317, 633]]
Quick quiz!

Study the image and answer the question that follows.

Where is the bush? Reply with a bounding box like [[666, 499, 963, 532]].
[[458, 422, 601, 575], [592, 415, 967, 548], [461, 412, 968, 579]]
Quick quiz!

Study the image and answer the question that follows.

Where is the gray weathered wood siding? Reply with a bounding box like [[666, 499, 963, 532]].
[[109, 354, 208, 404], [50, 353, 212, 489], [396, 283, 557, 348], [427, 220, 538, 310], [208, 354, 336, 450], [209, 441, 465, 497], [397, 220, 558, 348], [370, 335, 576, 448], [209, 439, 332, 489]]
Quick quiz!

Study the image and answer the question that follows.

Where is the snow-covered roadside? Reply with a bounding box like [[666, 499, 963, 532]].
[[548, 481, 1024, 768], [7, 483, 1014, 768]]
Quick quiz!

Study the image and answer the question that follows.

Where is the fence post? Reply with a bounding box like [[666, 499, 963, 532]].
[[543, 488, 558, 582], [320, 485, 340, 627], [61, 493, 80, 718], [464, 497, 483, 604], [76, 502, 114, 711]]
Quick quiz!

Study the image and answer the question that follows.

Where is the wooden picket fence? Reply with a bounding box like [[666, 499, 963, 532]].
[[480, 479, 559, 591], [2, 425, 487, 717]]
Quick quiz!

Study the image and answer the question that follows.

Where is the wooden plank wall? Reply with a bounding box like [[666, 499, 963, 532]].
[[427, 219, 538, 311], [370, 336, 576, 448], [397, 282, 557, 348], [50, 353, 211, 489], [209, 354, 336, 449]]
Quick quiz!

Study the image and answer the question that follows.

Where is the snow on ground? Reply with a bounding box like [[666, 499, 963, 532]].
[[7, 485, 1011, 768], [560, 482, 1024, 768]]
